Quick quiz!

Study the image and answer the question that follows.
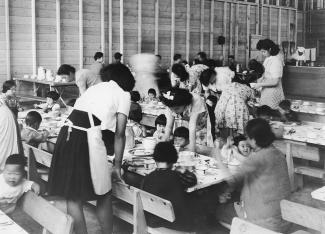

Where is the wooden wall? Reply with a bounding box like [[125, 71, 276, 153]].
[[0, 0, 303, 86]]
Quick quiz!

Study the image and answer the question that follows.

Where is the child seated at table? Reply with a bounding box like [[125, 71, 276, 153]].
[[0, 80, 23, 117], [141, 142, 197, 232], [34, 91, 60, 113], [129, 91, 146, 138], [221, 135, 250, 169], [147, 88, 157, 101], [21, 111, 50, 148], [256, 105, 284, 138], [173, 126, 213, 155], [153, 114, 167, 141], [278, 100, 299, 123], [0, 154, 40, 214]]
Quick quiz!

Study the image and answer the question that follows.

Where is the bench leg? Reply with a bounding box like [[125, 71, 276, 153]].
[[295, 174, 304, 190]]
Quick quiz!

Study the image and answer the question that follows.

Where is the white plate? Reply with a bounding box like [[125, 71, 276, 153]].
[[129, 149, 153, 157]]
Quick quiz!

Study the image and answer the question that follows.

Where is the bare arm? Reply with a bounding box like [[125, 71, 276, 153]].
[[255, 77, 280, 88], [113, 113, 128, 181], [162, 111, 175, 141], [188, 113, 199, 152]]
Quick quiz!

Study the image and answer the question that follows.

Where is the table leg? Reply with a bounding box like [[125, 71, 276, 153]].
[[286, 142, 295, 191], [33, 82, 37, 96]]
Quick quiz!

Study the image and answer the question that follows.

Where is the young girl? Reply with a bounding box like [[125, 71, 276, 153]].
[[129, 91, 146, 138], [221, 135, 250, 171], [34, 91, 60, 113], [0, 154, 40, 214], [161, 88, 213, 151], [147, 88, 157, 102], [0, 80, 23, 117], [153, 114, 167, 141]]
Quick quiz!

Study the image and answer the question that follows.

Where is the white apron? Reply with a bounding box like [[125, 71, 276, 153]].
[[66, 112, 112, 195]]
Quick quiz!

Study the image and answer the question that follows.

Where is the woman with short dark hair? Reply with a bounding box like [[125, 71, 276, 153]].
[[253, 39, 284, 109], [49, 63, 135, 234], [214, 118, 291, 232]]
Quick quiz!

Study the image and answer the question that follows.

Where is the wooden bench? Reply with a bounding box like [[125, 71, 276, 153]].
[[18, 191, 73, 234], [230, 217, 281, 234], [112, 182, 194, 234], [280, 199, 325, 234], [274, 140, 325, 190]]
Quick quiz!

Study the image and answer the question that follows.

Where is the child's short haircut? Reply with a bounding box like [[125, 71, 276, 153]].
[[279, 100, 291, 111], [233, 135, 247, 147], [94, 52, 103, 61], [173, 54, 182, 61], [25, 111, 42, 127], [173, 127, 189, 140], [148, 88, 156, 97], [155, 114, 167, 127], [206, 95, 218, 104], [130, 91, 141, 102], [256, 105, 275, 118], [153, 142, 178, 164], [129, 103, 142, 123], [46, 91, 60, 101], [57, 64, 76, 76], [5, 154, 26, 170], [2, 80, 16, 93]]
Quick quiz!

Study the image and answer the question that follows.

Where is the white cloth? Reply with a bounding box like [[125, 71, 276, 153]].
[[74, 81, 131, 132], [263, 56, 283, 79], [0, 174, 33, 213], [0, 105, 19, 172]]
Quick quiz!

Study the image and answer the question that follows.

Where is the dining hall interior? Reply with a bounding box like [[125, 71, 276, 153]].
[[1, 0, 325, 233]]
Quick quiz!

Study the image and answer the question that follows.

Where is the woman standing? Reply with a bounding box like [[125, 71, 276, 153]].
[[214, 75, 254, 139], [214, 118, 291, 232], [253, 39, 284, 109], [161, 88, 213, 151], [48, 64, 135, 234]]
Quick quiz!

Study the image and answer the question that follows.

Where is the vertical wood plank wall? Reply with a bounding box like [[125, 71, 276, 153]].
[[0, 0, 303, 85]]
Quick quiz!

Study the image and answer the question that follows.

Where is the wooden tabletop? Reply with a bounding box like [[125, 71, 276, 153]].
[[0, 210, 28, 234]]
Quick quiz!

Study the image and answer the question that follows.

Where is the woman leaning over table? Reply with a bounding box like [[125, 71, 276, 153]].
[[214, 118, 291, 232], [161, 88, 213, 152], [253, 39, 284, 109], [48, 64, 135, 234]]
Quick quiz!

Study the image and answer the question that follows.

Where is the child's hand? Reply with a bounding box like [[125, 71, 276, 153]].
[[31, 182, 40, 195]]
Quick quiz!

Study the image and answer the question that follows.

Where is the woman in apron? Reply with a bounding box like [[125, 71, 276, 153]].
[[48, 64, 135, 234]]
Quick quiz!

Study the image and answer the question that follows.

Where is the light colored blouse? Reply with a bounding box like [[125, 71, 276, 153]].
[[74, 81, 131, 132]]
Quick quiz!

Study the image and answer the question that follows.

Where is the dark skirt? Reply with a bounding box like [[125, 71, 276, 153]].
[[48, 109, 113, 201]]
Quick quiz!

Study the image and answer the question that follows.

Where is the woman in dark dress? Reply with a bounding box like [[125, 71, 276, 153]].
[[48, 64, 135, 234]]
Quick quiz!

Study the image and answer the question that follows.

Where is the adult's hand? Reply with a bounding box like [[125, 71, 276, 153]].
[[112, 166, 124, 183]]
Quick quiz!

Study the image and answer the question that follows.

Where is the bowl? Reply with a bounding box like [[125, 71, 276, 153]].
[[142, 137, 157, 151]]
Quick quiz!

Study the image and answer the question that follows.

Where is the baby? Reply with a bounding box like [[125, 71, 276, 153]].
[[21, 111, 50, 148], [221, 135, 250, 168], [153, 114, 167, 142], [0, 154, 40, 214], [34, 91, 60, 113]]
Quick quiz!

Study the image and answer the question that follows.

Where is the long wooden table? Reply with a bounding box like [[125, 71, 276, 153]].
[[0, 210, 28, 234]]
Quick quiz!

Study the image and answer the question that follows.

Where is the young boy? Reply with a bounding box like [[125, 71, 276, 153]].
[[153, 114, 167, 141], [141, 142, 196, 232], [0, 154, 40, 214], [0, 80, 23, 117], [278, 100, 299, 123], [21, 111, 50, 148], [34, 91, 60, 113]]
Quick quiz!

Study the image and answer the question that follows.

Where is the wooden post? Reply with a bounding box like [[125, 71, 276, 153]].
[[295, 0, 298, 47], [278, 8, 282, 45], [56, 0, 61, 68], [4, 0, 10, 80], [287, 9, 291, 58], [256, 2, 259, 34], [31, 0, 36, 75], [246, 5, 251, 67], [108, 0, 112, 63], [79, 0, 83, 69], [303, 0, 306, 46], [268, 7, 272, 39], [120, 0, 124, 62], [210, 0, 214, 58], [260, 1, 264, 36], [186, 0, 190, 61], [223, 2, 227, 63], [234, 3, 239, 60], [229, 2, 234, 56], [101, 0, 105, 57], [200, 0, 204, 52], [154, 0, 159, 55], [138, 0, 142, 53], [171, 0, 175, 65]]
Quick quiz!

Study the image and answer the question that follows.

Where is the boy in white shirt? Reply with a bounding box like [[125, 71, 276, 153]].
[[0, 154, 40, 214]]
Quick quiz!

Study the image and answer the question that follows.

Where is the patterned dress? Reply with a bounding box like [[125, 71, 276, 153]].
[[259, 55, 284, 109], [188, 64, 209, 95], [215, 82, 254, 134]]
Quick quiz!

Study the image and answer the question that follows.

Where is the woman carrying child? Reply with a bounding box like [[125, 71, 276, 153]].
[[161, 88, 213, 151]]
